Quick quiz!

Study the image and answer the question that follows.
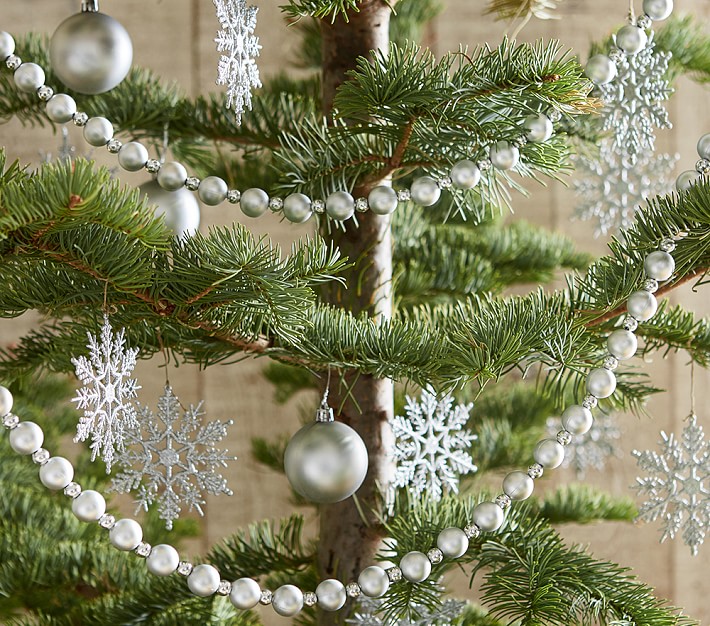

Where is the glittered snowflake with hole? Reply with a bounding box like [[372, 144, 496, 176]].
[[346, 596, 466, 626], [213, 0, 262, 125], [632, 414, 709, 556], [110, 386, 235, 530], [600, 34, 673, 163], [390, 392, 477, 501], [72, 314, 140, 473], [573, 143, 678, 236]]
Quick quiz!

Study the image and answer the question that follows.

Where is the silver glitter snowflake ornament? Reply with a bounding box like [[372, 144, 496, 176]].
[[632, 414, 709, 556], [72, 314, 140, 473], [390, 392, 477, 501], [213, 0, 262, 125], [346, 596, 466, 626], [110, 385, 235, 530]]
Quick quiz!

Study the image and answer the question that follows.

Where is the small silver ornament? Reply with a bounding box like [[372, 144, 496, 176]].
[[157, 162, 188, 192], [146, 543, 180, 576], [586, 54, 617, 85], [239, 187, 269, 217], [230, 578, 262, 609], [367, 186, 398, 215], [399, 551, 431, 583], [272, 585, 304, 617], [283, 193, 313, 223], [83, 116, 114, 147], [627, 290, 658, 321], [316, 579, 346, 612], [140, 181, 200, 240], [698, 134, 710, 161], [0, 31, 15, 60], [643, 0, 673, 20], [489, 140, 520, 170], [46, 94, 77, 124], [615, 25, 648, 55], [533, 439, 565, 469], [14, 62, 45, 93], [524, 113, 553, 143], [109, 518, 143, 551], [450, 159, 481, 189], [326, 191, 355, 221], [586, 367, 617, 398], [187, 564, 221, 597], [0, 386, 13, 416], [676, 170, 701, 192], [72, 489, 106, 522], [39, 456, 74, 490], [472, 501, 504, 532], [502, 470, 535, 500], [410, 176, 441, 206], [198, 176, 228, 206], [9, 421, 44, 455]]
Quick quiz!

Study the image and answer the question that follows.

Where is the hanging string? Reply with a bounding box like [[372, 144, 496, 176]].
[[689, 359, 696, 419]]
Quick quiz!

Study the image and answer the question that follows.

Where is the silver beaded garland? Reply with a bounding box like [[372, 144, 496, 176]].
[[368, 186, 399, 215], [358, 566, 390, 597], [316, 579, 346, 612], [46, 93, 77, 124], [187, 564, 221, 597], [399, 551, 431, 583], [436, 527, 469, 558], [472, 501, 505, 532], [14, 62, 45, 93], [146, 543, 180, 576], [72, 489, 107, 522], [644, 250, 675, 281], [627, 290, 658, 321], [524, 113, 553, 143], [502, 470, 535, 500], [83, 116, 114, 147], [39, 456, 74, 490], [410, 176, 441, 206], [0, 31, 15, 60], [9, 421, 44, 455], [585, 54, 617, 85], [272, 585, 304, 617], [489, 140, 520, 170], [109, 518, 143, 551], [643, 0, 673, 20], [325, 191, 355, 221], [197, 176, 228, 206], [239, 188, 269, 218], [607, 329, 638, 360], [561, 405, 594, 435], [282, 193, 313, 223], [698, 133, 710, 161], [0, 386, 13, 416], [615, 25, 648, 55], [676, 170, 701, 191], [450, 159, 481, 189], [117, 141, 149, 172], [230, 578, 262, 609], [533, 439, 565, 469], [157, 162, 188, 191], [586, 367, 617, 398]]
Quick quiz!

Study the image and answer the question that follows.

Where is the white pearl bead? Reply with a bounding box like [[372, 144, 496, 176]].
[[83, 117, 114, 147], [0, 385, 13, 416], [644, 250, 675, 281], [676, 170, 701, 191], [9, 421, 44, 455], [410, 176, 441, 206], [118, 141, 149, 172], [272, 584, 304, 616], [197, 176, 228, 206], [240, 188, 269, 217], [146, 543, 180, 576], [46, 93, 77, 124], [586, 367, 617, 398], [39, 456, 74, 490], [157, 162, 188, 191], [450, 159, 481, 189], [109, 518, 143, 551], [698, 133, 710, 161], [316, 579, 346, 611], [533, 439, 565, 469], [472, 501, 505, 532], [399, 551, 431, 583], [585, 55, 617, 85], [187, 564, 221, 597], [358, 566, 390, 597], [368, 186, 398, 215], [643, 0, 673, 20], [283, 192, 313, 223], [0, 32, 16, 60], [489, 141, 520, 170], [561, 405, 593, 435], [616, 25, 648, 55], [72, 489, 107, 522], [436, 527, 469, 558], [502, 470, 535, 500], [230, 577, 262, 609], [607, 329, 638, 360], [326, 191, 355, 221], [627, 290, 658, 321], [524, 113, 553, 143], [14, 62, 45, 93]]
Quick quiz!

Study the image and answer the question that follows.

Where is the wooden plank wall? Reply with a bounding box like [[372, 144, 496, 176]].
[[2, 1, 708, 624]]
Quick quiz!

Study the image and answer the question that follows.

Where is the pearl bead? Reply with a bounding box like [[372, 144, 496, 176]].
[[325, 191, 355, 221], [145, 544, 180, 576], [436, 527, 469, 558], [533, 439, 565, 469], [524, 113, 553, 143], [502, 470, 535, 500], [586, 367, 617, 398], [643, 0, 673, 20], [358, 566, 390, 597], [83, 117, 114, 147], [117, 142, 149, 172], [109, 518, 143, 551], [676, 170, 701, 191], [239, 188, 269, 217], [644, 250, 675, 281], [399, 551, 431, 583], [698, 133, 710, 160], [157, 162, 188, 191], [316, 579, 346, 612], [197, 176, 228, 206], [616, 25, 648, 55], [0, 32, 15, 60], [283, 193, 313, 223], [450, 159, 481, 189], [607, 329, 638, 360], [410, 176, 441, 207], [72, 490, 107, 522], [472, 501, 505, 532], [272, 584, 304, 616], [187, 564, 221, 597], [561, 405, 594, 435], [9, 421, 44, 455], [489, 141, 520, 170], [230, 577, 262, 609], [14, 62, 45, 93], [368, 186, 398, 215], [627, 290, 658, 321], [0, 385, 13, 416], [39, 456, 74, 490], [585, 55, 617, 85], [46, 93, 77, 124]]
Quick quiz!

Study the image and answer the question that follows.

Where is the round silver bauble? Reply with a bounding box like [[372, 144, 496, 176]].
[[39, 456, 74, 490], [698, 133, 710, 160], [644, 250, 675, 281], [450, 159, 481, 189], [472, 501, 505, 532], [643, 0, 673, 20], [272, 584, 304, 616], [502, 470, 535, 500], [607, 329, 638, 360], [72, 489, 107, 522], [83, 116, 114, 147], [14, 62, 45, 93], [436, 527, 469, 558], [230, 577, 262, 609], [109, 518, 143, 551], [283, 193, 313, 223], [616, 25, 648, 55], [627, 290, 658, 321], [46, 93, 77, 124], [117, 141, 148, 172], [146, 543, 180, 576], [49, 11, 133, 94], [315, 579, 346, 611], [410, 176, 441, 206], [368, 186, 398, 215], [325, 191, 355, 221], [586, 367, 617, 398], [0, 385, 13, 416], [489, 141, 520, 170], [140, 181, 200, 240], [0, 31, 15, 60], [524, 113, 553, 143], [533, 439, 565, 469], [676, 170, 701, 191], [358, 566, 390, 597], [399, 551, 431, 583], [197, 176, 228, 206], [187, 564, 221, 597], [239, 187, 269, 218], [284, 420, 368, 503], [9, 421, 44, 455], [585, 54, 617, 85], [561, 405, 593, 435], [157, 162, 188, 192]]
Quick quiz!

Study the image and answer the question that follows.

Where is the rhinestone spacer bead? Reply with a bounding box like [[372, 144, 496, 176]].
[[346, 583, 361, 598], [73, 112, 88, 126], [696, 158, 710, 176], [386, 566, 403, 583], [582, 394, 598, 409], [437, 176, 453, 189], [608, 47, 624, 63], [636, 14, 652, 29], [185, 177, 200, 191], [217, 580, 232, 596], [64, 482, 82, 498], [355, 197, 369, 212], [659, 238, 676, 253], [145, 159, 161, 174], [643, 278, 659, 293], [623, 316, 639, 332], [177, 561, 193, 576], [37, 85, 54, 101], [304, 591, 318, 607], [397, 189, 411, 202], [259, 590, 273, 605], [427, 548, 444, 564], [463, 523, 481, 539], [495, 494, 512, 510], [32, 448, 50, 465], [603, 355, 619, 370], [226, 189, 241, 204], [477, 158, 492, 172], [312, 199, 325, 213], [528, 463, 544, 479], [269, 196, 284, 212], [98, 514, 116, 529], [557, 430, 573, 446], [2, 413, 19, 429], [547, 108, 562, 123], [107, 139, 122, 154], [6, 55, 21, 70], [512, 135, 528, 148], [134, 542, 152, 558]]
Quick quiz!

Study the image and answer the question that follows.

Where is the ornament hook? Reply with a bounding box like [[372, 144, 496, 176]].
[[315, 368, 334, 423], [81, 0, 99, 12]]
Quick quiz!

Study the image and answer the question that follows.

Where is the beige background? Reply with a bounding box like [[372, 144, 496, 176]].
[[1, 0, 709, 623]]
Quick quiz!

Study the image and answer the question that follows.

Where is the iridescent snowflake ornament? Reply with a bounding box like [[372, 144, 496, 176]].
[[213, 0, 261, 125], [390, 392, 477, 501], [632, 414, 709, 556], [346, 596, 466, 626], [110, 386, 235, 530], [72, 314, 140, 473]]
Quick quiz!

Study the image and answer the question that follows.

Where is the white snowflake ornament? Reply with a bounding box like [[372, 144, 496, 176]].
[[110, 385, 235, 530], [213, 0, 262, 125], [346, 596, 466, 626], [390, 392, 477, 501], [632, 414, 709, 556], [72, 314, 140, 473]]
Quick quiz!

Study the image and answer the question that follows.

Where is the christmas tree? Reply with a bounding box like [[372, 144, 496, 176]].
[[0, 0, 709, 624]]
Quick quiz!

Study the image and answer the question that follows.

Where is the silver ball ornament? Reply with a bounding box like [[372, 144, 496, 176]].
[[524, 113, 553, 143], [676, 170, 701, 191], [450, 159, 481, 189], [72, 489, 107, 522], [83, 117, 114, 146], [533, 439, 565, 469], [436, 527, 469, 558], [0, 32, 15, 60], [586, 367, 617, 398], [283, 193, 313, 223], [616, 25, 648, 55], [502, 470, 535, 500], [316, 579, 346, 611], [157, 162, 188, 192], [585, 54, 617, 85], [240, 188, 269, 218], [399, 551, 431, 583], [230, 578, 262, 609], [643, 0, 673, 20], [146, 543, 180, 576], [109, 518, 143, 551], [607, 329, 638, 360], [14, 63, 45, 93], [9, 421, 44, 455], [489, 141, 520, 170], [368, 186, 398, 215], [197, 176, 228, 206], [272, 585, 304, 616], [561, 405, 594, 435], [39, 456, 74, 490], [118, 141, 148, 172], [627, 289, 658, 321], [698, 133, 710, 160], [644, 250, 675, 281], [358, 566, 390, 597], [46, 93, 77, 124], [284, 420, 368, 503], [326, 191, 355, 221], [0, 385, 13, 416], [140, 181, 200, 240], [187, 564, 221, 597], [50, 11, 133, 94], [410, 176, 441, 206], [472, 501, 505, 532]]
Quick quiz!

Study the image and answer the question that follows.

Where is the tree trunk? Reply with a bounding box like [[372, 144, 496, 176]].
[[317, 2, 395, 624]]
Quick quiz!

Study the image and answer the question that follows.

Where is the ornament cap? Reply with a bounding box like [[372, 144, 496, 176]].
[[81, 0, 99, 12], [315, 406, 334, 423]]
